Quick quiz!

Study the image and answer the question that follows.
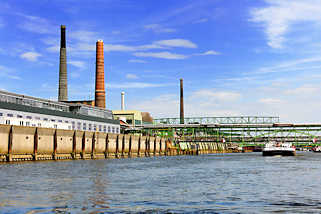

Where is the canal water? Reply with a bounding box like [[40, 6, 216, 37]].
[[0, 152, 321, 213]]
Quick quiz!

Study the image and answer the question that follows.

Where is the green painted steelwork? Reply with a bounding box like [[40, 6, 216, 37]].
[[154, 116, 280, 125]]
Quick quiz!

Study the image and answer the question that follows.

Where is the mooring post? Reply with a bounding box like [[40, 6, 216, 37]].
[[128, 135, 132, 158], [53, 130, 57, 160], [81, 132, 85, 159], [115, 135, 119, 158], [33, 128, 38, 161], [6, 126, 13, 162], [72, 131, 76, 159], [137, 136, 141, 157], [104, 134, 109, 159], [91, 132, 96, 159]]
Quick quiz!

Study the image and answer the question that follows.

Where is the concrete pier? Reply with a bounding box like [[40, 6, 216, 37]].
[[0, 124, 231, 162]]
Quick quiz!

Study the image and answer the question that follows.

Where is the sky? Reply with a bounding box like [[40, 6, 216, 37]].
[[1, 0, 321, 123]]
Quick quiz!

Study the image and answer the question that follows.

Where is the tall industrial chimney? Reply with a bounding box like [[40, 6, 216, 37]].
[[58, 25, 68, 101], [180, 78, 184, 124], [95, 40, 106, 108], [121, 92, 125, 110]]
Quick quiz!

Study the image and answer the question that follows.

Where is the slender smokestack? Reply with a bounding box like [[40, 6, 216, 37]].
[[58, 25, 68, 102], [95, 40, 106, 108], [180, 78, 184, 124], [121, 92, 125, 110]]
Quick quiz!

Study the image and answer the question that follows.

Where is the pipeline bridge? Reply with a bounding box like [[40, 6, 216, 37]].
[[133, 116, 321, 147]]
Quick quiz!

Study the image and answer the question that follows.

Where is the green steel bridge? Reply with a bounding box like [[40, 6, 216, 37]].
[[135, 116, 321, 147]]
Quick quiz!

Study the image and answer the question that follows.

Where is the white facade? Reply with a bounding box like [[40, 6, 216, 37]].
[[0, 108, 120, 134]]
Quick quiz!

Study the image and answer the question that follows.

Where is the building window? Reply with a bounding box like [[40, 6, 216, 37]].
[[26, 122, 30, 126], [89, 124, 92, 131], [65, 121, 69, 123], [116, 127, 119, 133], [0, 113, 2, 116], [6, 120, 10, 125], [58, 120, 62, 123], [93, 124, 97, 131], [17, 115, 23, 118], [7, 114, 13, 117], [99, 125, 102, 132], [20, 121, 24, 126], [51, 119, 55, 122], [35, 117, 41, 120], [83, 123, 87, 130], [108, 126, 111, 133], [112, 127, 115, 133], [77, 122, 81, 130], [103, 126, 106, 132], [27, 116, 32, 119], [44, 118, 48, 121], [38, 123, 41, 127], [54, 124, 57, 129]]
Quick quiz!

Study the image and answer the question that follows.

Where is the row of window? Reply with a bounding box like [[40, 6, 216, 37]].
[[0, 112, 119, 133]]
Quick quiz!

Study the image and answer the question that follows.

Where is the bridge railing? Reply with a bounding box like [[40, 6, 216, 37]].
[[153, 116, 280, 125]]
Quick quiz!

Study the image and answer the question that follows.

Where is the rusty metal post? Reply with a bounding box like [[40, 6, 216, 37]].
[[180, 78, 184, 124]]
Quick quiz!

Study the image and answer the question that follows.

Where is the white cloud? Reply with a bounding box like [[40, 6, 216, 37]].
[[105, 44, 136, 52], [0, 18, 4, 28], [69, 60, 86, 69], [133, 51, 188, 59], [46, 45, 60, 53], [20, 51, 41, 62], [70, 30, 98, 42], [250, 56, 321, 74], [191, 90, 241, 102], [259, 98, 283, 105], [284, 86, 319, 95], [107, 82, 170, 89], [0, 65, 20, 80], [154, 39, 197, 48], [144, 24, 176, 33], [17, 13, 54, 34], [250, 0, 321, 49], [126, 74, 138, 79], [193, 18, 208, 24], [195, 50, 221, 56], [128, 59, 147, 63]]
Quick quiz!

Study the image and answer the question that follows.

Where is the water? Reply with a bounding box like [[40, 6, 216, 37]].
[[0, 152, 321, 213]]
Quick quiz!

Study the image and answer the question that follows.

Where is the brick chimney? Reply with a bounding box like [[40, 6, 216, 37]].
[[58, 25, 68, 101], [95, 40, 106, 108]]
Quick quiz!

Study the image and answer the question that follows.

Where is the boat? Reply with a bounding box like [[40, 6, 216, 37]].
[[312, 146, 321, 152], [262, 142, 296, 156]]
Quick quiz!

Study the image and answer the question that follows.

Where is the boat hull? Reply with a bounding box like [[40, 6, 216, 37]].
[[262, 150, 296, 156]]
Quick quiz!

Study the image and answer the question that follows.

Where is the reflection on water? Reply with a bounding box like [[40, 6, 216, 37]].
[[0, 152, 321, 213]]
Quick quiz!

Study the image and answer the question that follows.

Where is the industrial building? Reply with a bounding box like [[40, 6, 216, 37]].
[[0, 25, 120, 133]]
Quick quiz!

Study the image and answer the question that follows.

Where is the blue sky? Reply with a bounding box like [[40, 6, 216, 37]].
[[1, 0, 321, 122]]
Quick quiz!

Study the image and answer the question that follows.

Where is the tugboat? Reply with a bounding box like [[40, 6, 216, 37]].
[[312, 146, 321, 152], [262, 142, 296, 156]]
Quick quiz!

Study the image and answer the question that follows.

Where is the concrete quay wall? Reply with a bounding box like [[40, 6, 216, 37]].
[[0, 125, 230, 162]]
